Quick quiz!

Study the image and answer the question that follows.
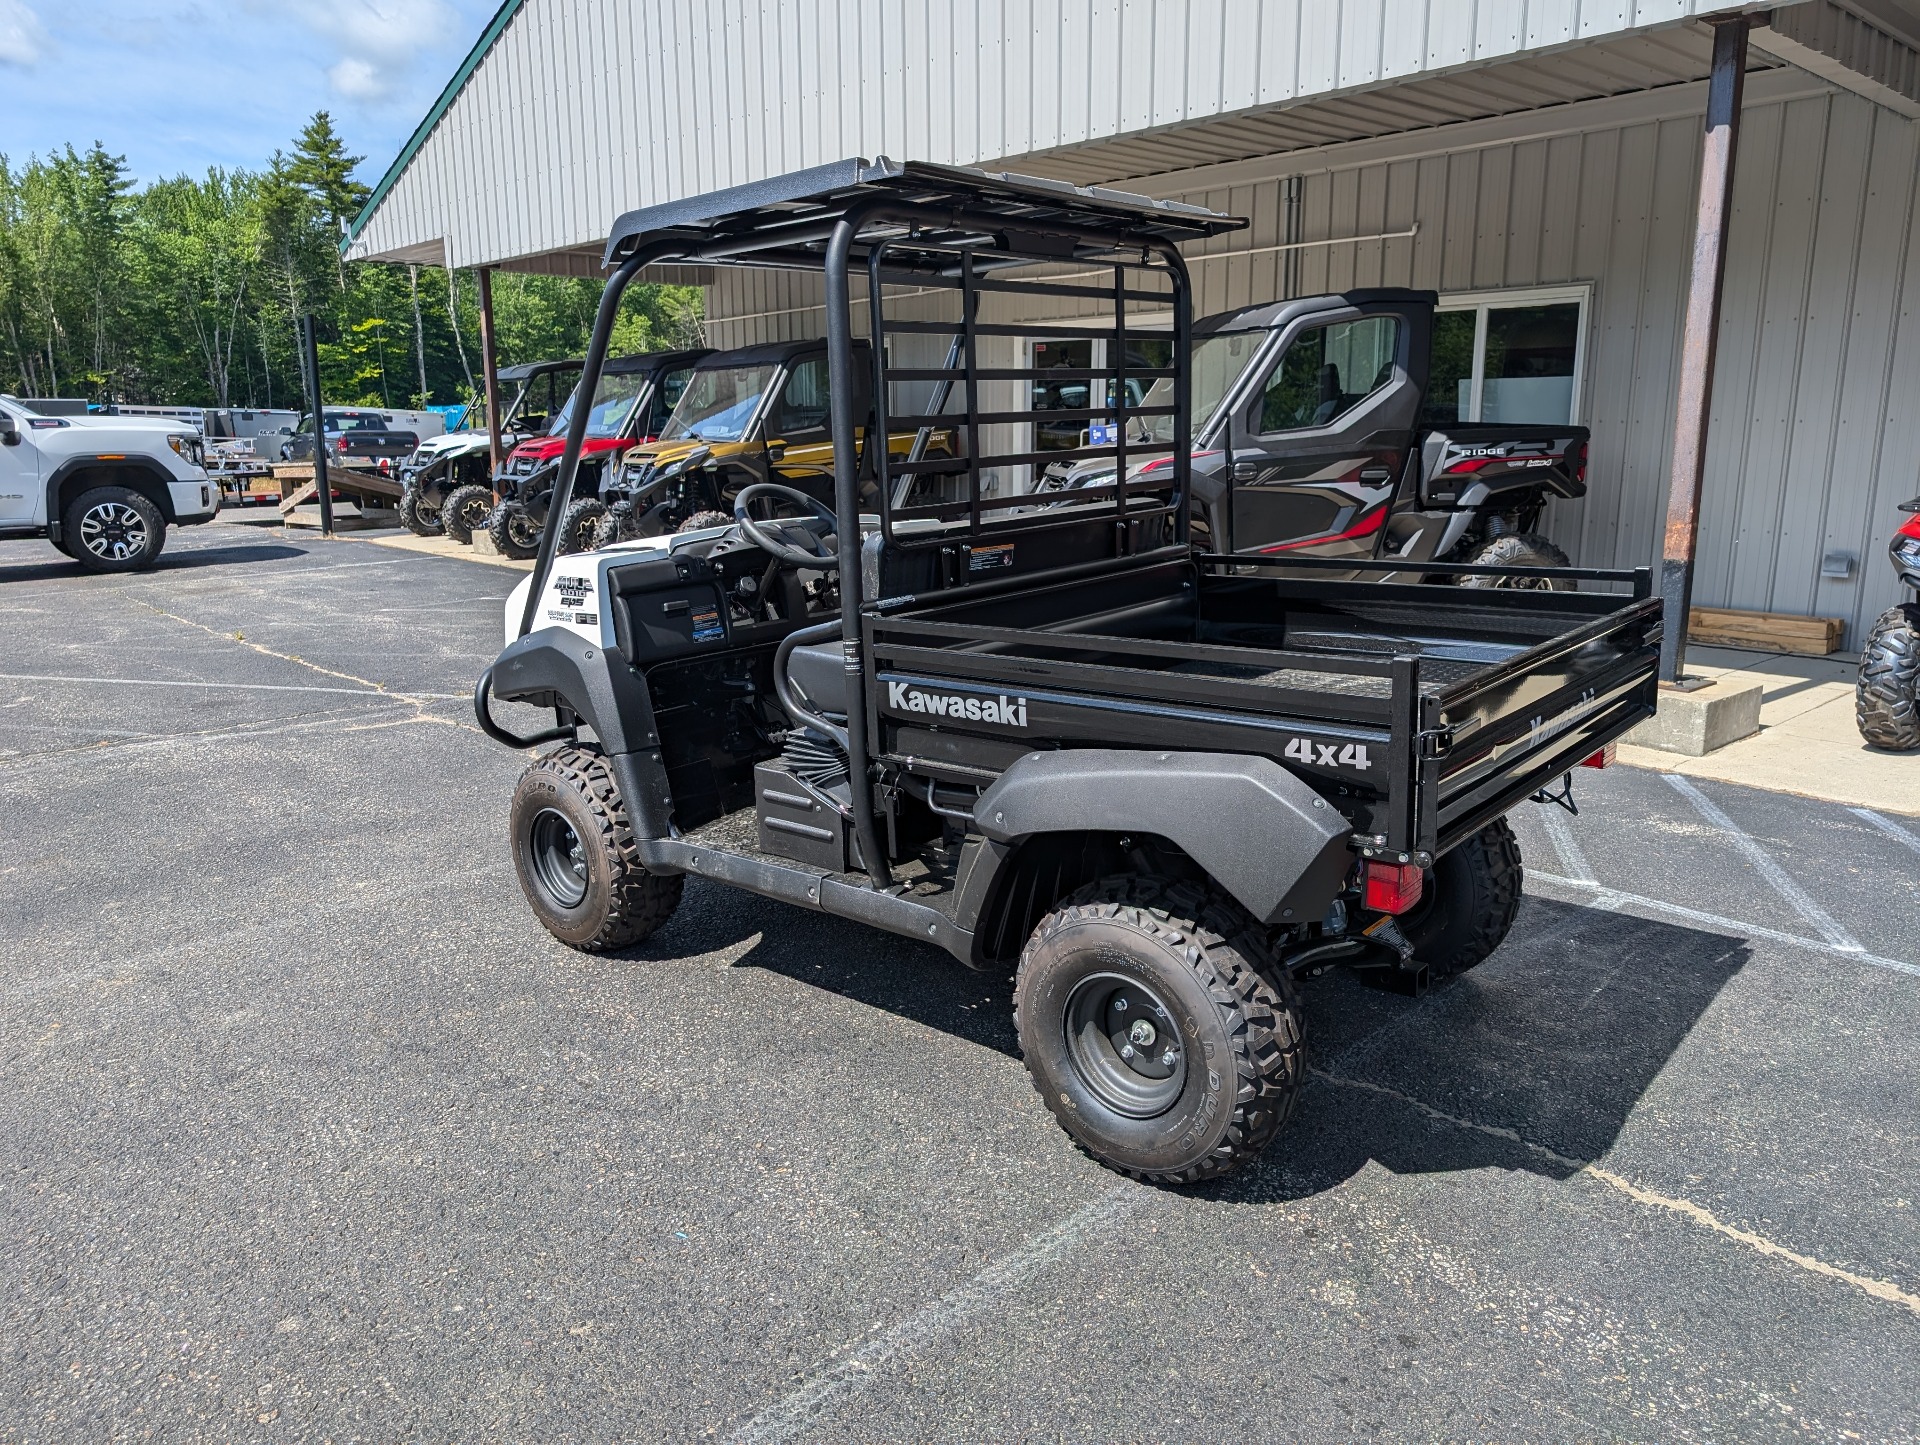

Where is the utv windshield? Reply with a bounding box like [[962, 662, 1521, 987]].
[[661, 364, 777, 442], [1136, 331, 1267, 444], [545, 370, 648, 439]]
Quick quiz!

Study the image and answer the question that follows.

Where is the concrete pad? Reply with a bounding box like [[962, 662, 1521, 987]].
[[1624, 677, 1763, 755]]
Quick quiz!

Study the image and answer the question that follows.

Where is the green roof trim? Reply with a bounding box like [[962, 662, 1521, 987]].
[[341, 0, 529, 255]]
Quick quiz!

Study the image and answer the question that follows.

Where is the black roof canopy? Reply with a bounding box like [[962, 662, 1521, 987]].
[[604, 157, 1244, 273]]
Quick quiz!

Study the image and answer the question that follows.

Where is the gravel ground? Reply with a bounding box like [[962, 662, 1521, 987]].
[[2, 521, 1916, 1443]]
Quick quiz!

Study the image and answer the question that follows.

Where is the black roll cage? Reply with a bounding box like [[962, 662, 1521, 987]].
[[521, 157, 1243, 891]]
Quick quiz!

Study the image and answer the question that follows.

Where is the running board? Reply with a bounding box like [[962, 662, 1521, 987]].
[[637, 837, 973, 963]]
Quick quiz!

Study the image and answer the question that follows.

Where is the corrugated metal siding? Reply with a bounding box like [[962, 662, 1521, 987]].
[[349, 0, 1787, 269], [704, 83, 1920, 643]]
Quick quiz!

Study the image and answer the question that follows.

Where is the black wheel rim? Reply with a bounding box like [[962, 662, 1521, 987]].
[[1062, 971, 1185, 1119], [528, 808, 589, 908], [79, 501, 149, 560], [509, 511, 541, 548]]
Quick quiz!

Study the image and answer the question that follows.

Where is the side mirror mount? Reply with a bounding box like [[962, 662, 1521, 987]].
[[0, 412, 18, 445], [765, 439, 787, 464]]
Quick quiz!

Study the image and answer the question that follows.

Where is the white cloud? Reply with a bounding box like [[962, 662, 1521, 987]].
[[283, 0, 459, 104], [0, 0, 49, 67]]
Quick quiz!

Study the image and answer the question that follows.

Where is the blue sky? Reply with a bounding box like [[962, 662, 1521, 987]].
[[0, 0, 500, 187]]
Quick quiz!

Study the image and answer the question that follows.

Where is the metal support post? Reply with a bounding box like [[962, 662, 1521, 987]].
[[476, 266, 505, 483], [1660, 15, 1750, 683], [298, 314, 334, 537]]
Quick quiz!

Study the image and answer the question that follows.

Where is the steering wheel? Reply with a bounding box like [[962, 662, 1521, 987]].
[[732, 482, 839, 569]]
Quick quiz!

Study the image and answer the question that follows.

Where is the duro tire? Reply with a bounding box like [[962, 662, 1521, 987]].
[[63, 485, 166, 573], [510, 746, 684, 951], [555, 497, 608, 555], [1856, 603, 1920, 750], [676, 510, 731, 534], [1397, 816, 1523, 978], [440, 483, 496, 545], [489, 500, 543, 559], [398, 480, 443, 536], [1458, 532, 1573, 590], [1014, 876, 1303, 1184]]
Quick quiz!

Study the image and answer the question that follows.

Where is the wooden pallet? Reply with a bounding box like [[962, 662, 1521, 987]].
[[1688, 606, 1845, 656], [277, 469, 402, 515]]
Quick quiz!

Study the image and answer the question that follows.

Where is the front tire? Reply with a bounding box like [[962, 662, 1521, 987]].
[[440, 483, 496, 544], [398, 480, 443, 536], [489, 499, 543, 559], [555, 497, 608, 555], [1857, 603, 1920, 750], [1458, 532, 1573, 590], [510, 746, 684, 951], [1014, 876, 1302, 1185], [64, 486, 166, 573], [1397, 817, 1523, 978]]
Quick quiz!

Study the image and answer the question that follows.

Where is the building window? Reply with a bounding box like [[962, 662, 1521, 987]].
[[1424, 286, 1589, 427]]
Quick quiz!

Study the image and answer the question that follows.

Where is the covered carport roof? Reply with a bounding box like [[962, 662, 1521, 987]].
[[341, 0, 1920, 281]]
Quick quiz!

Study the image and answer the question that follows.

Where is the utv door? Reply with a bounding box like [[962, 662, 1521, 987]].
[[1225, 297, 1429, 562]]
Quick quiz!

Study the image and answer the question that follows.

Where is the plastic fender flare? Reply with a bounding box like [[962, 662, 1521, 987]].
[[44, 455, 183, 539], [484, 626, 674, 839], [973, 749, 1353, 926]]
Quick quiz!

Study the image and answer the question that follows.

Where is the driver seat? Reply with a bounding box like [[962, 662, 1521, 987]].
[[785, 638, 849, 721]]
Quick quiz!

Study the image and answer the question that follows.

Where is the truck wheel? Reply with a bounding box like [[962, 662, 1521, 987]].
[[676, 510, 731, 534], [1458, 533, 1573, 590], [489, 500, 543, 559], [64, 486, 167, 573], [1014, 876, 1302, 1184], [440, 483, 495, 545], [398, 481, 443, 536], [556, 497, 607, 555], [1857, 603, 1920, 750], [1397, 817, 1523, 978], [510, 746, 684, 951]]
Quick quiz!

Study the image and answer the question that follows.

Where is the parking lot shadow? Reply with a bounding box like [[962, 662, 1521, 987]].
[[0, 540, 307, 585]]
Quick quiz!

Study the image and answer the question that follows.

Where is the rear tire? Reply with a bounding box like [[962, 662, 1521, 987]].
[[398, 480, 443, 536], [1397, 817, 1523, 978], [441, 483, 495, 545], [1458, 533, 1573, 590], [63, 486, 166, 573], [510, 746, 684, 951], [555, 497, 608, 555], [489, 499, 543, 559], [676, 510, 731, 534], [1014, 876, 1302, 1184], [1857, 603, 1920, 750]]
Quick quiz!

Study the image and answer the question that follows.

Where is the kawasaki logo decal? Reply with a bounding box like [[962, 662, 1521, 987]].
[[887, 681, 1028, 727]]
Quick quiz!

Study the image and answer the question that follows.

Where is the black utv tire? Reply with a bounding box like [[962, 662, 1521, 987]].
[[440, 483, 496, 545], [555, 497, 608, 555], [1014, 876, 1303, 1185], [1398, 817, 1523, 978], [63, 485, 166, 573], [398, 480, 443, 536], [1857, 603, 1920, 750], [676, 510, 731, 534], [510, 746, 684, 951], [489, 500, 543, 559], [1458, 532, 1573, 590]]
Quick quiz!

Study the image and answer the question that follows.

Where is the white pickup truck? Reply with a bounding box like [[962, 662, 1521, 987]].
[[0, 395, 221, 572]]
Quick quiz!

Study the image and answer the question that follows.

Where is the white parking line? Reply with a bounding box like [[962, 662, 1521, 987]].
[[1534, 802, 1598, 885], [727, 1189, 1136, 1443], [1850, 807, 1920, 856], [1525, 870, 1920, 979], [0, 672, 464, 700], [1665, 775, 1864, 952]]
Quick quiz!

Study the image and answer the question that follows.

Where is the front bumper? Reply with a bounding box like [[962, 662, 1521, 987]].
[[169, 476, 221, 523]]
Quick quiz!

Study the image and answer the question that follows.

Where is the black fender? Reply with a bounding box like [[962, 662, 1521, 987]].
[[45, 455, 185, 540], [483, 626, 674, 839], [972, 749, 1352, 927]]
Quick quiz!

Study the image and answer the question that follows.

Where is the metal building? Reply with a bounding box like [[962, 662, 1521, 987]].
[[346, 0, 1920, 647]]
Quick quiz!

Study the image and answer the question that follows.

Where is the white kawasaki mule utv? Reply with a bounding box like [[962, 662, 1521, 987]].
[[477, 160, 1662, 1184]]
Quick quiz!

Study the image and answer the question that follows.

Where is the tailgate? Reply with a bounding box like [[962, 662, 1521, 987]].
[[1423, 594, 1660, 853]]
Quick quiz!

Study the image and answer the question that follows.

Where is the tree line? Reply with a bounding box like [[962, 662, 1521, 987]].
[[0, 113, 703, 413]]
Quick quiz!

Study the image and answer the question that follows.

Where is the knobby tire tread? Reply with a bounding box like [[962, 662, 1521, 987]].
[[525, 745, 683, 950]]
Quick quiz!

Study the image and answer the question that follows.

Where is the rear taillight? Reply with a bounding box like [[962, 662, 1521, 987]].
[[1443, 457, 1492, 474], [1362, 860, 1425, 914], [1571, 443, 1588, 485], [1580, 743, 1616, 769], [1898, 514, 1920, 540]]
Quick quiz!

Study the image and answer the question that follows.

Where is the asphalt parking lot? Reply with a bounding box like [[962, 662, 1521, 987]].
[[3, 520, 1917, 1443]]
